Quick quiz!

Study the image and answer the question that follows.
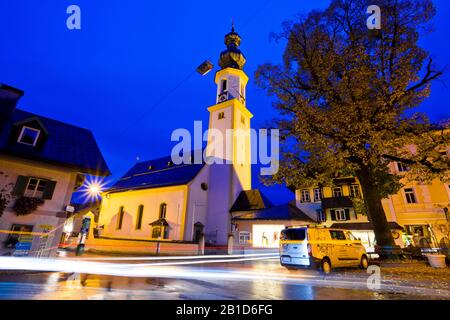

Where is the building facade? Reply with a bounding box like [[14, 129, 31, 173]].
[[0, 83, 110, 257], [294, 159, 450, 252]]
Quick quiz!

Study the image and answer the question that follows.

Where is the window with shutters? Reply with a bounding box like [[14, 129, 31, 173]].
[[313, 188, 323, 202], [349, 185, 360, 198], [333, 187, 343, 198], [24, 178, 48, 198], [335, 209, 347, 221], [14, 176, 56, 200], [404, 188, 417, 204], [317, 209, 326, 222], [330, 209, 348, 221], [300, 189, 311, 203]]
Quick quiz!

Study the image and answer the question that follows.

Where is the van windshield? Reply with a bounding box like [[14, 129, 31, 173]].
[[281, 228, 307, 241]]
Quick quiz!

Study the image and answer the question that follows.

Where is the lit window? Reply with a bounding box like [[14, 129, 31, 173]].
[[349, 185, 360, 198], [159, 203, 167, 219], [397, 162, 410, 172], [239, 231, 251, 244], [136, 205, 144, 230], [404, 188, 417, 204], [313, 188, 323, 202], [218, 112, 225, 120], [333, 187, 343, 198], [317, 209, 326, 222], [116, 206, 124, 230], [18, 126, 40, 146], [24, 178, 48, 198], [300, 189, 311, 203]]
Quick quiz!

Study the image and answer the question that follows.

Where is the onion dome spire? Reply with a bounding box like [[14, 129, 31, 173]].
[[219, 22, 246, 70]]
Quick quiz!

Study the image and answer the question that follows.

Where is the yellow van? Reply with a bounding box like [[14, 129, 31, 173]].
[[279, 226, 369, 274]]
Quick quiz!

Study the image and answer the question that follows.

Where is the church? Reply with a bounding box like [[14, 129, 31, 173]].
[[97, 26, 257, 246]]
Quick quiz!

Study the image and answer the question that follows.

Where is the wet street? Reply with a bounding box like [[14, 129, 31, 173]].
[[1, 254, 448, 300]]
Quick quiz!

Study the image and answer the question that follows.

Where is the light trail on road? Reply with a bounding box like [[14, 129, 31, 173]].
[[1, 256, 449, 298], [67, 253, 279, 261]]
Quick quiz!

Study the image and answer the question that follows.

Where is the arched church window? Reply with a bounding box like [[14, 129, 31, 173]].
[[159, 203, 167, 219], [136, 205, 144, 230], [218, 112, 225, 120], [116, 206, 124, 230]]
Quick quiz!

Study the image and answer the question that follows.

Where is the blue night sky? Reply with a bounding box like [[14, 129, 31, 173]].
[[1, 1, 449, 204]]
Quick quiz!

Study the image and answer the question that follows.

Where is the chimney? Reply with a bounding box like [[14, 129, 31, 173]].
[[0, 83, 24, 129]]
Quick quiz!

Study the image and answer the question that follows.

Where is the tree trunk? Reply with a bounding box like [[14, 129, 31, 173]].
[[357, 170, 396, 251]]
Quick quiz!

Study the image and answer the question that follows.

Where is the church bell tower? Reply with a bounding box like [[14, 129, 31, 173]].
[[205, 24, 253, 245]]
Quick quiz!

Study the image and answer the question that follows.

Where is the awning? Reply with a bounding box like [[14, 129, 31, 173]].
[[149, 218, 169, 227], [330, 222, 404, 231]]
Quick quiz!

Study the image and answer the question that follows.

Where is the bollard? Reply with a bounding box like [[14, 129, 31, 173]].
[[227, 234, 234, 255], [198, 233, 205, 256]]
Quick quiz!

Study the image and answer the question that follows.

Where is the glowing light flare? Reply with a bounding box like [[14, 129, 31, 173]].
[[78, 176, 108, 201]]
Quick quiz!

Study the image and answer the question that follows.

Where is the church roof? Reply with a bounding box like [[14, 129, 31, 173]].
[[230, 189, 273, 212], [219, 24, 246, 70], [232, 202, 314, 222], [107, 154, 205, 193]]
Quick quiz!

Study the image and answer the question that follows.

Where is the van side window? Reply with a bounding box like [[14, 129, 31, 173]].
[[345, 231, 357, 241], [329, 230, 346, 240]]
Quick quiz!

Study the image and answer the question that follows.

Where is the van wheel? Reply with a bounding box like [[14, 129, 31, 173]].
[[360, 255, 369, 270], [321, 259, 331, 274]]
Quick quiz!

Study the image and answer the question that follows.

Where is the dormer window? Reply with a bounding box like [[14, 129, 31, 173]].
[[18, 126, 41, 146]]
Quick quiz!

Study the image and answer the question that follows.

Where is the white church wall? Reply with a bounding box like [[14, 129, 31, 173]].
[[98, 185, 188, 241], [184, 165, 211, 242], [205, 163, 235, 246]]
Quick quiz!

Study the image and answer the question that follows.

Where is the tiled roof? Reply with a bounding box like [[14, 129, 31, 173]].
[[107, 154, 205, 193], [230, 189, 273, 212], [232, 202, 314, 222], [0, 108, 110, 176]]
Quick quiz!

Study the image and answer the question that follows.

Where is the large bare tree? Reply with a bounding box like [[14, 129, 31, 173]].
[[256, 0, 449, 254]]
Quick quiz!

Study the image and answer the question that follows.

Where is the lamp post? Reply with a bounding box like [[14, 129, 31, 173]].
[[76, 181, 103, 256]]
